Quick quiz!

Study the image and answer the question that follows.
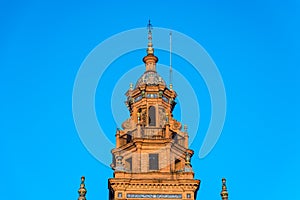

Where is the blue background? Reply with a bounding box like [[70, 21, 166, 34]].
[[1, 1, 299, 199]]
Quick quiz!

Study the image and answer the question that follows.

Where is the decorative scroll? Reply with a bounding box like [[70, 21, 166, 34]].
[[122, 118, 133, 129], [158, 107, 166, 127], [172, 120, 182, 130]]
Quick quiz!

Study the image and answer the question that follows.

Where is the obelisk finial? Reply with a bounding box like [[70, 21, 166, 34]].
[[220, 178, 229, 200], [78, 176, 87, 200]]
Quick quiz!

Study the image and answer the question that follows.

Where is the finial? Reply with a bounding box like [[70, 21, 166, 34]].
[[185, 152, 191, 165], [146, 20, 154, 55], [166, 113, 169, 123], [137, 112, 141, 123], [184, 124, 188, 132], [147, 20, 153, 40], [143, 20, 158, 70], [220, 178, 229, 200], [78, 176, 87, 200], [129, 83, 133, 90], [184, 152, 193, 172]]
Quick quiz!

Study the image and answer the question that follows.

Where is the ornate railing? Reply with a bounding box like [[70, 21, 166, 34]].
[[141, 127, 165, 139]]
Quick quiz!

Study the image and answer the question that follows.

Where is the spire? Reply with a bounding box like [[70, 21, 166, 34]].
[[143, 20, 158, 71], [78, 176, 87, 200], [220, 178, 229, 200], [147, 20, 154, 55]]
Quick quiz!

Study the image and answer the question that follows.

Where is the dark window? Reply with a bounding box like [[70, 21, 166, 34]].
[[149, 153, 159, 170], [126, 133, 132, 143], [148, 106, 156, 126], [112, 156, 116, 167], [187, 193, 191, 198], [118, 192, 122, 198], [172, 133, 178, 143], [175, 159, 181, 171], [125, 157, 132, 171]]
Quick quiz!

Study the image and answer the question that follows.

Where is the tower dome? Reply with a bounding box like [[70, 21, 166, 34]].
[[135, 71, 166, 88]]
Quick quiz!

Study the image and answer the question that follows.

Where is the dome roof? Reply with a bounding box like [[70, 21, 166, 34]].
[[135, 71, 166, 88]]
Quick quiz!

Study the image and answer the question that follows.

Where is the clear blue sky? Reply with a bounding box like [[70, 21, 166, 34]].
[[1, 1, 299, 200]]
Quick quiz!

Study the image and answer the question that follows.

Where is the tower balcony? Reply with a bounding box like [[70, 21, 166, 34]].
[[118, 127, 185, 147]]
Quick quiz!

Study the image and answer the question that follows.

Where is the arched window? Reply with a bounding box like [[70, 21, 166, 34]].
[[148, 106, 156, 126]]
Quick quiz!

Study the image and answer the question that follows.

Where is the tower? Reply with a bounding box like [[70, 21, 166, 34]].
[[108, 22, 200, 200]]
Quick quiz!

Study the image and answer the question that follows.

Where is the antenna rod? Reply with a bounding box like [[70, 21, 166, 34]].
[[169, 31, 173, 90]]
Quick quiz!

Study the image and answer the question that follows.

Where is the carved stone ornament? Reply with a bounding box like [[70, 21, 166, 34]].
[[172, 120, 182, 130], [141, 110, 147, 125]]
